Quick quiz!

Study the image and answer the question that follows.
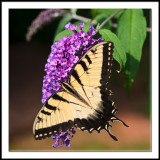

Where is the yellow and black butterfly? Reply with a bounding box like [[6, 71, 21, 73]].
[[33, 42, 128, 141]]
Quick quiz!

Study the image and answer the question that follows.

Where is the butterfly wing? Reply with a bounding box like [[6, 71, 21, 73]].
[[68, 42, 113, 87], [33, 42, 127, 141], [33, 89, 74, 140], [33, 88, 96, 140], [68, 42, 127, 139]]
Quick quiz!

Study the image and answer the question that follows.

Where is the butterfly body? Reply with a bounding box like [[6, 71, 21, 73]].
[[33, 42, 128, 141]]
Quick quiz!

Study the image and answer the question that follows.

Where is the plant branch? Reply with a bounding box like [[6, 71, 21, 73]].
[[64, 12, 97, 25], [95, 9, 123, 33], [62, 10, 152, 33]]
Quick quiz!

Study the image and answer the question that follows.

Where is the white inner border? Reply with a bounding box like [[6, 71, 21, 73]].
[[2, 2, 159, 159]]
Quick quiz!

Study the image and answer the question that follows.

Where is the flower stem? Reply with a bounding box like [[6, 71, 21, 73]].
[[57, 9, 152, 33], [95, 9, 124, 33], [64, 12, 97, 24]]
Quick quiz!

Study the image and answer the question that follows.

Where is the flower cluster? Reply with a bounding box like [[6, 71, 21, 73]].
[[42, 22, 104, 104], [42, 22, 103, 148], [26, 9, 62, 41], [52, 128, 76, 148]]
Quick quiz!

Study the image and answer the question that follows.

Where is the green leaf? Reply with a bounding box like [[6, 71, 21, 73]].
[[94, 13, 112, 29], [74, 20, 84, 26], [95, 23, 100, 30], [53, 29, 73, 43], [99, 29, 126, 71], [74, 21, 86, 31], [117, 9, 147, 93], [54, 16, 72, 38], [92, 9, 124, 19], [82, 21, 91, 33]]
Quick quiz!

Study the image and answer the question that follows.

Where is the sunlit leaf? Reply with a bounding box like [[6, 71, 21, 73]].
[[82, 21, 91, 33], [54, 16, 72, 38], [117, 9, 147, 94], [53, 29, 73, 43], [99, 29, 126, 71]]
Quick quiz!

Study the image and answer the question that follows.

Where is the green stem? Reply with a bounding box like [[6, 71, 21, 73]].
[[95, 9, 124, 33]]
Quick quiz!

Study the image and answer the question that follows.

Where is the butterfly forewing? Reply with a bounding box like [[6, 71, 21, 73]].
[[68, 42, 113, 87], [33, 88, 98, 140]]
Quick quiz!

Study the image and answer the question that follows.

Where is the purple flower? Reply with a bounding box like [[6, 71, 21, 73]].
[[89, 38, 96, 45], [88, 25, 96, 36], [65, 22, 77, 31], [74, 41, 81, 50], [68, 46, 76, 55], [26, 9, 62, 41], [70, 33, 78, 41], [81, 38, 89, 46], [42, 22, 104, 147], [89, 25, 94, 30], [77, 30, 85, 38], [69, 24, 77, 31], [77, 23, 85, 29], [52, 128, 76, 148], [50, 59, 58, 66], [61, 58, 67, 65], [98, 37, 104, 43], [65, 22, 71, 29]]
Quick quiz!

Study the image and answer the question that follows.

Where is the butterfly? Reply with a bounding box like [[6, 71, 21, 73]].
[[33, 41, 128, 141]]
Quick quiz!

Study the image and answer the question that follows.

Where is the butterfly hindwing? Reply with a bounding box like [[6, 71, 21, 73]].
[[33, 87, 101, 140]]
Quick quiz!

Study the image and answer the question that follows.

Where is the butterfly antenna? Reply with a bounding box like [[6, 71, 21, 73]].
[[105, 124, 118, 141], [113, 116, 129, 127]]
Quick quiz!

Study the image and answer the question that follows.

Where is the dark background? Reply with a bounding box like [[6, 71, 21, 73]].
[[9, 9, 151, 151]]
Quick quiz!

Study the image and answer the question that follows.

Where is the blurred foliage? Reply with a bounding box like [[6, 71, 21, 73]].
[[9, 9, 59, 44]]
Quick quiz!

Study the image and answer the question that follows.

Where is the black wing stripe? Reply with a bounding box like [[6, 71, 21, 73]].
[[85, 55, 92, 64], [78, 61, 88, 71], [45, 102, 57, 111], [41, 110, 51, 115], [72, 69, 83, 85], [53, 91, 88, 107], [37, 116, 42, 121], [53, 93, 69, 103]]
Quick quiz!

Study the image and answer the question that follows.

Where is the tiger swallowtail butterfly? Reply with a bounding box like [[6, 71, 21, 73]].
[[33, 42, 128, 141]]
